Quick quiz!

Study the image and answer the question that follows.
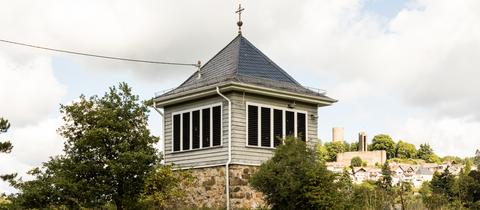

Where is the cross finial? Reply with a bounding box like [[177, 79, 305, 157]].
[[235, 4, 245, 35]]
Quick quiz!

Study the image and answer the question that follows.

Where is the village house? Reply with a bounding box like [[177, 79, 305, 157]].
[[153, 11, 336, 209]]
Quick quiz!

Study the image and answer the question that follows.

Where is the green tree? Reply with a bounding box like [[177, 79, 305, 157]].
[[351, 156, 363, 167], [324, 141, 347, 162], [348, 142, 359, 152], [371, 134, 395, 159], [13, 83, 160, 210], [0, 118, 12, 154], [141, 164, 194, 209], [417, 143, 440, 163], [376, 162, 394, 209], [250, 137, 348, 209], [0, 118, 16, 183], [430, 168, 458, 202], [395, 181, 413, 210], [395, 140, 417, 159]]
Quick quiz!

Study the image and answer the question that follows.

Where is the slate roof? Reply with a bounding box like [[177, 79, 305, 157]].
[[157, 34, 335, 102]]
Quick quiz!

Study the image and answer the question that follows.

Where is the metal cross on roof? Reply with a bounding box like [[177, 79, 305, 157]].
[[236, 4, 245, 34]]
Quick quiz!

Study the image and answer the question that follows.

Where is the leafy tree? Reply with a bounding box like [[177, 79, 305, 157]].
[[0, 118, 16, 183], [316, 144, 329, 162], [348, 142, 359, 152], [442, 156, 465, 165], [464, 159, 473, 176], [0, 118, 12, 154], [459, 170, 480, 208], [12, 83, 160, 210], [474, 153, 480, 168], [376, 162, 394, 209], [371, 134, 395, 159], [430, 168, 458, 202], [324, 141, 347, 162], [141, 164, 194, 209], [395, 140, 417, 159], [377, 162, 393, 192], [417, 143, 439, 163], [351, 156, 363, 167], [395, 181, 413, 210], [250, 137, 349, 209]]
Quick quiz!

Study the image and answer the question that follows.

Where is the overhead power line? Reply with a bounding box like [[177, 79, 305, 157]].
[[0, 38, 200, 67]]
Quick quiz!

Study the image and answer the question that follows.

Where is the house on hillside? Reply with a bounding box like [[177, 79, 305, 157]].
[[153, 32, 336, 208]]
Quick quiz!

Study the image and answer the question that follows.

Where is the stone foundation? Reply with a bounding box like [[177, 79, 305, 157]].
[[181, 164, 265, 209]]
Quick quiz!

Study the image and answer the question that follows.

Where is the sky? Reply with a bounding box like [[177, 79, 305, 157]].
[[1, 0, 480, 193]]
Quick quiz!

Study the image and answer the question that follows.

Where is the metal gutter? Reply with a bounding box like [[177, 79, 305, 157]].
[[216, 87, 232, 210]]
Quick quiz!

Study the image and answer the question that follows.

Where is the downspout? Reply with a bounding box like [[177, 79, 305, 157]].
[[152, 100, 165, 164], [216, 86, 232, 210]]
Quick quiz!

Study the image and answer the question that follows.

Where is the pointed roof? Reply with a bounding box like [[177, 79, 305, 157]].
[[155, 35, 336, 106], [180, 34, 300, 87]]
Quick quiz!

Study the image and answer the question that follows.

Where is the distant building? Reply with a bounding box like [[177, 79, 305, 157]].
[[358, 132, 367, 152], [332, 127, 344, 142], [476, 149, 480, 157], [336, 132, 386, 166]]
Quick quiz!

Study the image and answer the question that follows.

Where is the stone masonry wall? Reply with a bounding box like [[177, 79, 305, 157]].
[[181, 164, 265, 209], [229, 165, 265, 209]]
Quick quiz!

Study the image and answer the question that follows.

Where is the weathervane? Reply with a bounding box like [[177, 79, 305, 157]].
[[236, 4, 244, 34]]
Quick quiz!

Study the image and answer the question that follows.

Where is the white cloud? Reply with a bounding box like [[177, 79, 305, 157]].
[[394, 115, 480, 157], [0, 117, 64, 194], [0, 53, 66, 127]]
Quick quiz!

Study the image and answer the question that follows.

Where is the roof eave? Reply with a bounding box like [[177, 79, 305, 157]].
[[154, 82, 337, 108]]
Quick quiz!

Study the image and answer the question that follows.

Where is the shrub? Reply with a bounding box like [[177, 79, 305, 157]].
[[250, 136, 348, 209]]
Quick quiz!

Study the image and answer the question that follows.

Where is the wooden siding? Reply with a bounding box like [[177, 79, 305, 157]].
[[228, 92, 319, 165], [164, 96, 228, 168], [163, 91, 319, 168]]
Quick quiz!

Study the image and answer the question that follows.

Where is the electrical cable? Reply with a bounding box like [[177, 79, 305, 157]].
[[0, 38, 199, 67]]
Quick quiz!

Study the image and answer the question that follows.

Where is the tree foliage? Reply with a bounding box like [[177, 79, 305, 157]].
[[0, 118, 12, 154], [350, 156, 363, 167], [395, 140, 417, 159], [371, 134, 395, 159], [141, 164, 194, 209], [323, 141, 347, 162], [11, 83, 160, 210], [250, 137, 349, 209], [417, 143, 441, 163], [0, 118, 16, 183]]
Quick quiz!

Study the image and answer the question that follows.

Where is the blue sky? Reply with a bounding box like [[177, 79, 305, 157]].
[[2, 0, 480, 194]]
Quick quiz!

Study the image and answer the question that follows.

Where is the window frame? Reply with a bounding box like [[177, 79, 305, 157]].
[[171, 103, 223, 153], [245, 101, 308, 149]]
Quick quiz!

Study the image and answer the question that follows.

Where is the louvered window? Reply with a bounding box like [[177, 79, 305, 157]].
[[286, 111, 295, 136], [247, 103, 308, 148], [182, 113, 190, 150], [173, 114, 181, 151], [172, 104, 222, 152], [261, 107, 271, 147], [212, 106, 222, 146], [273, 109, 283, 147], [192, 110, 200, 149], [247, 105, 258, 146], [297, 113, 306, 141], [202, 108, 210, 148]]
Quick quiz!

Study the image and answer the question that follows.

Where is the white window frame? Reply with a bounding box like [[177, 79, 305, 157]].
[[171, 103, 223, 153], [245, 101, 308, 149]]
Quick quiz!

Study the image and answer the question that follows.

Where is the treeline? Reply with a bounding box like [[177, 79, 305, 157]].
[[251, 137, 480, 210], [0, 83, 192, 210], [318, 134, 471, 165]]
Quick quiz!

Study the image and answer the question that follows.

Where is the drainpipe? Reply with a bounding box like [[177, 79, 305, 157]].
[[152, 100, 165, 164], [216, 86, 232, 210]]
